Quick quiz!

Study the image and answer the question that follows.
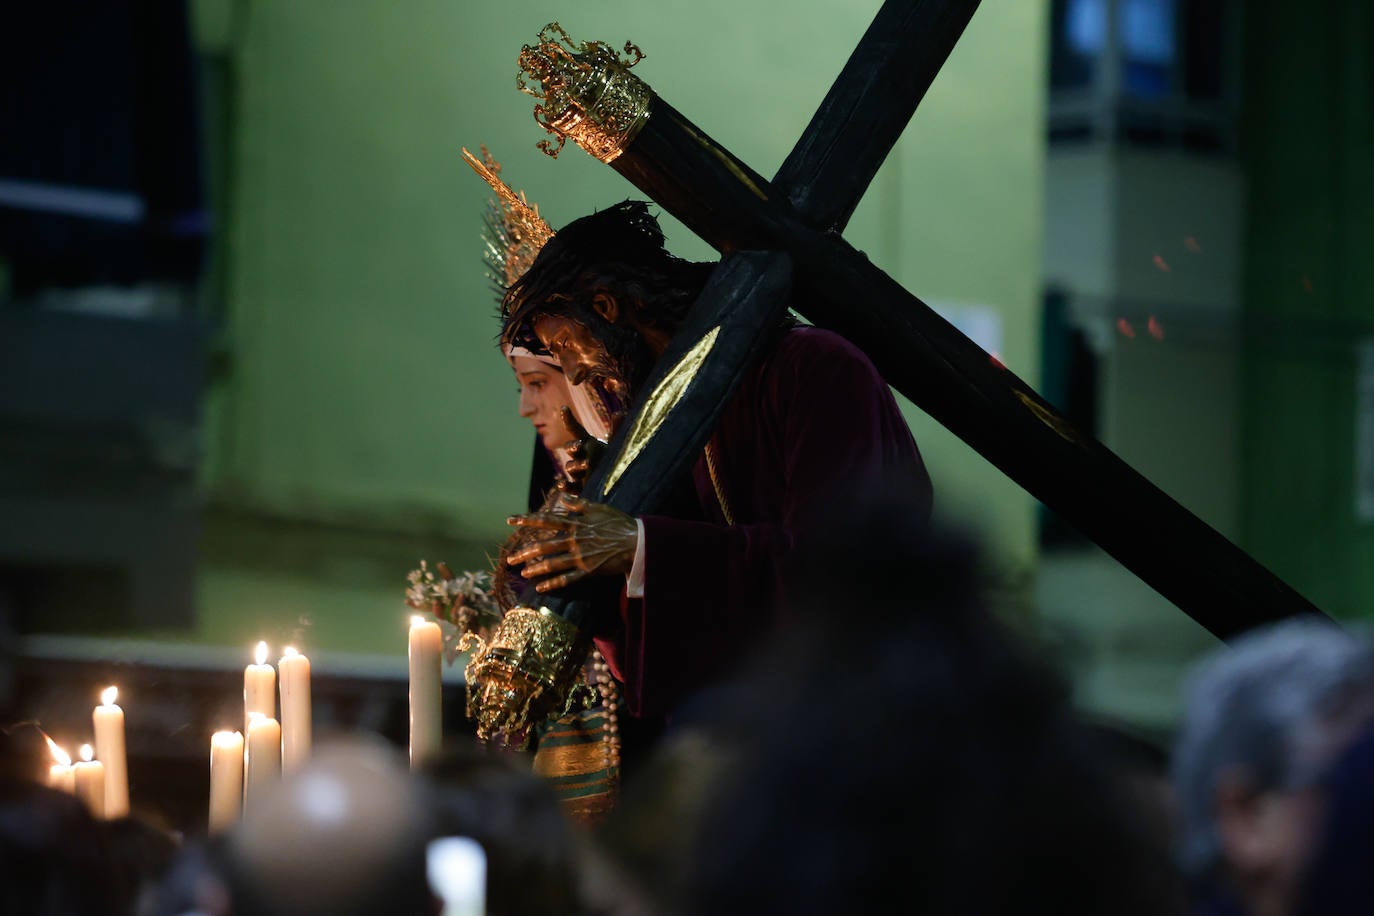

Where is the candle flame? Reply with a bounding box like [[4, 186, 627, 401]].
[[283, 646, 298, 658], [79, 744, 94, 763], [248, 711, 264, 723], [101, 685, 118, 706], [44, 734, 71, 767], [411, 615, 425, 628], [255, 641, 268, 665]]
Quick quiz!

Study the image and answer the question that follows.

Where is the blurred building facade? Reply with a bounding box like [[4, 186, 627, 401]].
[[1036, 0, 1374, 733], [2, 1, 1048, 655], [0, 4, 210, 636]]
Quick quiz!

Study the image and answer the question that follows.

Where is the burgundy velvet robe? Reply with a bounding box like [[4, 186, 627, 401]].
[[594, 326, 933, 720]]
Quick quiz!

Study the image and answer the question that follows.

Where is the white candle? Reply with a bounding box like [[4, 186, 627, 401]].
[[408, 616, 443, 768], [244, 641, 276, 733], [208, 730, 244, 832], [244, 712, 281, 811], [278, 646, 312, 773], [44, 736, 75, 794], [93, 686, 129, 818], [73, 743, 106, 819]]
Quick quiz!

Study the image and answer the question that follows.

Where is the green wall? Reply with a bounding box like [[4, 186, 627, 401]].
[[1240, 0, 1374, 619], [192, 0, 1048, 651]]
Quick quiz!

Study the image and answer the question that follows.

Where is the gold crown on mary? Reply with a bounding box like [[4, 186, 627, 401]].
[[461, 146, 554, 302]]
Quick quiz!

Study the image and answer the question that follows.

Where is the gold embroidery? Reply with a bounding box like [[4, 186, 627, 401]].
[[532, 741, 615, 778], [462, 607, 589, 742], [603, 326, 721, 494]]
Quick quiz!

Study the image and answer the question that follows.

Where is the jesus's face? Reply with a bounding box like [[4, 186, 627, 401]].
[[533, 313, 633, 406]]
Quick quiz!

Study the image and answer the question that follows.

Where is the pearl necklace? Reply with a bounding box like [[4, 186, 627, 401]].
[[591, 648, 622, 783]]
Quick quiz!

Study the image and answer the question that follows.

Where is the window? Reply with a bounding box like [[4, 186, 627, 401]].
[[1049, 0, 1234, 152]]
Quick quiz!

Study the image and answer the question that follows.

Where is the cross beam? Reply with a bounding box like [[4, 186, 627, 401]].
[[516, 1, 1327, 640], [774, 0, 984, 231]]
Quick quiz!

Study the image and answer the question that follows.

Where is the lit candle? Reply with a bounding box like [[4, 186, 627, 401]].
[[408, 615, 443, 768], [93, 686, 129, 818], [44, 736, 75, 794], [244, 641, 276, 733], [244, 712, 281, 811], [73, 743, 106, 819], [208, 730, 244, 832], [278, 646, 312, 773]]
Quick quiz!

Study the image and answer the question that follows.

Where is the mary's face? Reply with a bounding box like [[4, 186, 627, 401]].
[[512, 355, 578, 452]]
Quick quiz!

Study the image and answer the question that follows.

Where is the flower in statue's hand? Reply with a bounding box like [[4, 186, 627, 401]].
[[403, 562, 502, 632]]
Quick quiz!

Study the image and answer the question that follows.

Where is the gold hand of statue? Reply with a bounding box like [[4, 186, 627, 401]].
[[505, 492, 637, 593]]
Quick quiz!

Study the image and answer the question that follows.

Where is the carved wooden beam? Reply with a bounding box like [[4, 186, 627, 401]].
[[774, 0, 983, 231]]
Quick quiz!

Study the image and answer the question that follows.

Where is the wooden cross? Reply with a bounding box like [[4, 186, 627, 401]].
[[518, 0, 1327, 641]]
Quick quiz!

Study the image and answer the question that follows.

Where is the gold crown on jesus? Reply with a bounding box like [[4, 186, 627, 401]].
[[461, 145, 555, 300]]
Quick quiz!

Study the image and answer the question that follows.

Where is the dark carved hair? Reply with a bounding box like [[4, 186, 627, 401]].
[[500, 200, 714, 355]]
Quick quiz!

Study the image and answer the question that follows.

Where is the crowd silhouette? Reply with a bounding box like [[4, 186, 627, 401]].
[[4, 481, 1372, 916]]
